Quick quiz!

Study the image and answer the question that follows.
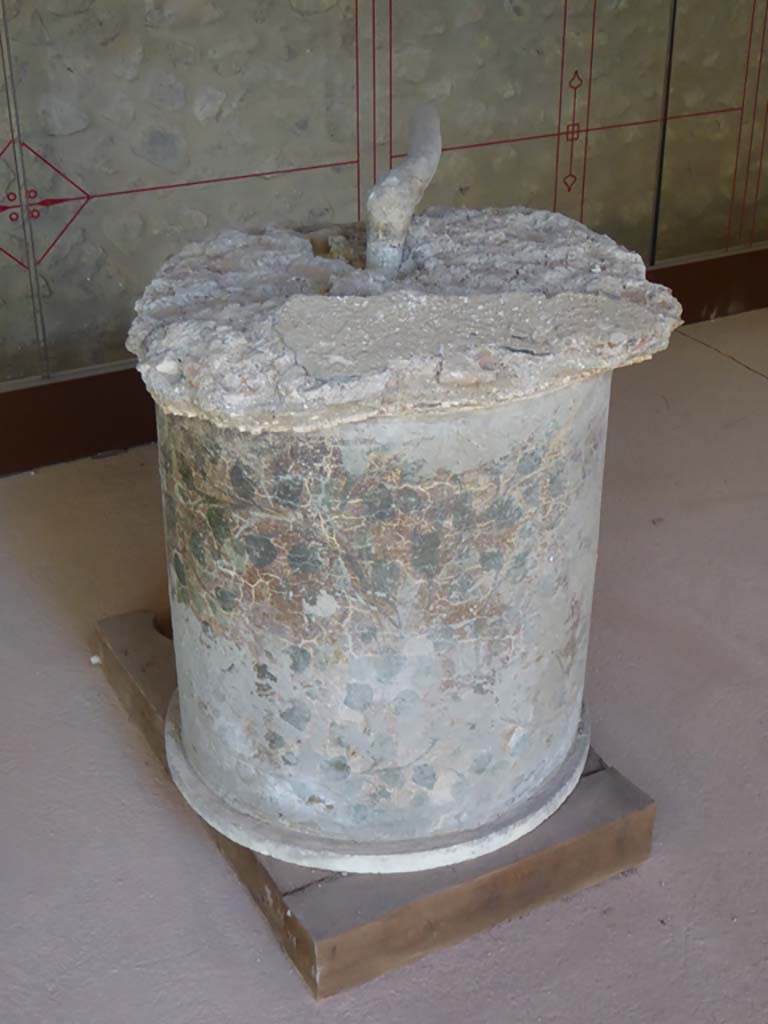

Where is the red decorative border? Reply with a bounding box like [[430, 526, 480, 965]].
[[385, 0, 761, 250], [0, 1, 362, 268], [1, 0, 766, 271]]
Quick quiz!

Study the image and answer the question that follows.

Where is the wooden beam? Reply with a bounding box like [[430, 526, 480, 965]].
[[0, 368, 156, 477]]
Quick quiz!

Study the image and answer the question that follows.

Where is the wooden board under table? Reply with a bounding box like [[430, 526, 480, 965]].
[[96, 611, 655, 999]]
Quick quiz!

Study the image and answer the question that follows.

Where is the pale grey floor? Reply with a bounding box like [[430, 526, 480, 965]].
[[2, 311, 767, 1024]]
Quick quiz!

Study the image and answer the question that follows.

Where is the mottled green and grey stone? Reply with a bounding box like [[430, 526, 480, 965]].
[[159, 374, 610, 844]]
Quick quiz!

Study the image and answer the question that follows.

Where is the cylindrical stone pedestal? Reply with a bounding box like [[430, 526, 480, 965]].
[[128, 210, 680, 871]]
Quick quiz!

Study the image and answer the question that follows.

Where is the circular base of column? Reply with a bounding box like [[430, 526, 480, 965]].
[[165, 690, 590, 874]]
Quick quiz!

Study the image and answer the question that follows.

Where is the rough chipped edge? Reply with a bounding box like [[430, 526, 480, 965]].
[[139, 334, 677, 437]]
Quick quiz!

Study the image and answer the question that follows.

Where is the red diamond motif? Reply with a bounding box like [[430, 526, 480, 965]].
[[563, 173, 578, 192], [0, 139, 90, 268]]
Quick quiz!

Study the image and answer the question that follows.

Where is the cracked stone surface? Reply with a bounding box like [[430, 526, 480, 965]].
[[159, 374, 606, 863], [128, 207, 681, 434]]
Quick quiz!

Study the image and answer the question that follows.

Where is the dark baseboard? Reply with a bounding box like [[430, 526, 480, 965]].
[[1, 368, 157, 478], [1, 248, 765, 476], [648, 247, 768, 323]]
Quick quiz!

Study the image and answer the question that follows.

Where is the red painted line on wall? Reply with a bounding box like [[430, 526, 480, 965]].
[[727, 0, 759, 249], [584, 116, 661, 134], [0, 245, 27, 269], [1, 4, 756, 269], [388, 0, 394, 169], [578, 0, 598, 223], [354, 0, 361, 221], [32, 195, 84, 208], [432, 130, 561, 158], [36, 198, 89, 266], [749, 98, 768, 242], [553, 0, 569, 211], [668, 107, 742, 121], [392, 133, 558, 159], [372, 0, 378, 183], [0, 196, 85, 213], [390, 108, 738, 162], [586, 108, 741, 135], [21, 142, 90, 198], [87, 160, 357, 201], [738, 0, 768, 241]]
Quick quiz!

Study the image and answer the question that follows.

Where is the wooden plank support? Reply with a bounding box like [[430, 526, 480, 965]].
[[96, 610, 655, 998]]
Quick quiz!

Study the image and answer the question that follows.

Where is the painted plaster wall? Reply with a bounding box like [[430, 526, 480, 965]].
[[0, 0, 765, 384]]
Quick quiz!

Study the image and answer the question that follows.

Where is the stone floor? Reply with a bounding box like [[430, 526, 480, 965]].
[[2, 309, 767, 1023]]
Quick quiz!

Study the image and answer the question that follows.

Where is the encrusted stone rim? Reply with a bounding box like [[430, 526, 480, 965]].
[[127, 209, 682, 434]]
